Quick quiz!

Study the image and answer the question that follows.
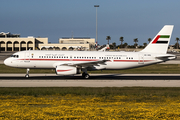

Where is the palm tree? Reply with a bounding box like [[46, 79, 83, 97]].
[[175, 37, 179, 49], [119, 37, 124, 48], [143, 43, 147, 48], [148, 38, 152, 43], [133, 38, 138, 48], [106, 36, 111, 45], [123, 43, 128, 48]]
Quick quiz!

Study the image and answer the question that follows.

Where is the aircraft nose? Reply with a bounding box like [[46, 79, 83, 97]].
[[4, 58, 11, 66]]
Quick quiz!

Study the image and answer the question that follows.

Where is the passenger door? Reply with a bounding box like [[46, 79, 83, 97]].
[[138, 54, 144, 64], [24, 51, 30, 62]]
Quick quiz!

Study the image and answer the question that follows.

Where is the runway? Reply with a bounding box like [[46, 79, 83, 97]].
[[1, 74, 180, 87]]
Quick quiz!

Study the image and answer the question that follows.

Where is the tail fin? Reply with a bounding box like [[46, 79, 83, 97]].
[[140, 25, 174, 54]]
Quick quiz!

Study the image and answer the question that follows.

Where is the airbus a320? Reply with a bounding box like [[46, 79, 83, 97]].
[[4, 25, 176, 78]]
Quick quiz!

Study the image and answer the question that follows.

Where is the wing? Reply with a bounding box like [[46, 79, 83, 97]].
[[61, 60, 109, 68]]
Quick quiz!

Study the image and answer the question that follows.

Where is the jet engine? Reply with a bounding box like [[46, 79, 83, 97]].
[[56, 66, 81, 75]]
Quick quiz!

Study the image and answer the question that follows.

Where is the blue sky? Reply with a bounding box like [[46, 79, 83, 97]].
[[1, 0, 180, 46]]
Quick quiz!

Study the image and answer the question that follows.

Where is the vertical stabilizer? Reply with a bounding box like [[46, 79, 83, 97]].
[[140, 25, 174, 54]]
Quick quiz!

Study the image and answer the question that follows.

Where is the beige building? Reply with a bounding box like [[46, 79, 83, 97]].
[[39, 37, 95, 51], [0, 32, 95, 51], [0, 37, 48, 51]]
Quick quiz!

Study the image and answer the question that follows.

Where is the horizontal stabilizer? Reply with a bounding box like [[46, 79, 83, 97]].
[[156, 54, 176, 60]]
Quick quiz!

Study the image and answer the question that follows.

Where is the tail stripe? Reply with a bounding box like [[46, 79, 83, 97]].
[[152, 35, 160, 43], [160, 35, 170, 38], [156, 41, 168, 44], [152, 35, 170, 44]]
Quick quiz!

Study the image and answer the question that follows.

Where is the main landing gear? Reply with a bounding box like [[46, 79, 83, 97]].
[[82, 68, 90, 79], [82, 72, 90, 79], [25, 68, 30, 78]]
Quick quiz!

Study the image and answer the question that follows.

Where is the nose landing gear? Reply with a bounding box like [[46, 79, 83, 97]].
[[25, 68, 30, 78]]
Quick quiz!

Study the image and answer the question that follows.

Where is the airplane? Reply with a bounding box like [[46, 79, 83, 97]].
[[4, 25, 176, 78]]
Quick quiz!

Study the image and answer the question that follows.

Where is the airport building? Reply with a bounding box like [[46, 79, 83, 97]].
[[0, 32, 95, 51]]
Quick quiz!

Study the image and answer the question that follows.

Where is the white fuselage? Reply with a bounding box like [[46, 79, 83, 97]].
[[4, 50, 166, 70]]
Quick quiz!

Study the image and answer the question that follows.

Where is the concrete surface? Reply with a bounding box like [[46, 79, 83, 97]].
[[0, 74, 180, 87]]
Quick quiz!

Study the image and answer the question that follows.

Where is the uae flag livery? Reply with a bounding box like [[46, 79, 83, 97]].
[[152, 35, 170, 44]]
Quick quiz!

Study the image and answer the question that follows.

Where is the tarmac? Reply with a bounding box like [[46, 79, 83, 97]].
[[0, 74, 180, 87]]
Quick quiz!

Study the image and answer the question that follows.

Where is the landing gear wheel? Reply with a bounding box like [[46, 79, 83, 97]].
[[25, 68, 30, 78], [25, 74, 29, 78], [82, 72, 90, 79], [82, 72, 86, 77], [84, 74, 90, 79]]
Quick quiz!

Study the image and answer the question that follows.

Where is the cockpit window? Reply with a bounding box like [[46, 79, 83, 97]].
[[11, 55, 19, 58]]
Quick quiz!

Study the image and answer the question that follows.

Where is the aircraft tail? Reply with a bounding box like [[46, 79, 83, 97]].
[[140, 25, 174, 54]]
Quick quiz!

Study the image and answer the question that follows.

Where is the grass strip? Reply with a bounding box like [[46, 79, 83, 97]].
[[0, 87, 180, 98]]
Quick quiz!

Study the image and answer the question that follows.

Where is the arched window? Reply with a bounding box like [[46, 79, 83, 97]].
[[14, 41, 19, 51], [62, 47, 67, 51], [20, 41, 26, 51]]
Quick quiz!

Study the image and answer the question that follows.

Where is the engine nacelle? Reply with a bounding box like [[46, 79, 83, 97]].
[[56, 66, 81, 75]]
